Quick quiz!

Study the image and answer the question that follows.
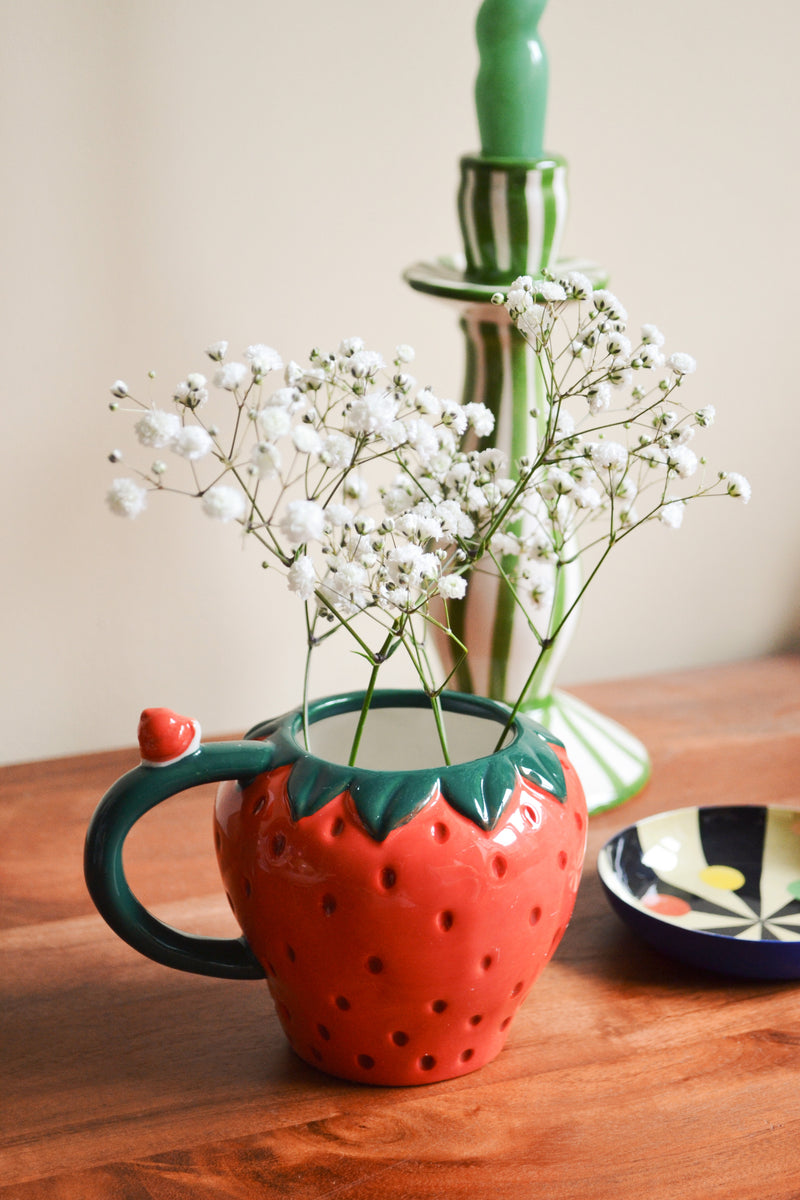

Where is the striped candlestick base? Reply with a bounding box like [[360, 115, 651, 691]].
[[458, 154, 568, 283]]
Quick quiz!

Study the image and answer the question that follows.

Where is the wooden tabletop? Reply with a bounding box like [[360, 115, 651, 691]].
[[2, 656, 799, 1199]]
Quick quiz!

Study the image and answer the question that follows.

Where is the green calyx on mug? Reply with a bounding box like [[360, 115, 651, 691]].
[[246, 689, 567, 842]]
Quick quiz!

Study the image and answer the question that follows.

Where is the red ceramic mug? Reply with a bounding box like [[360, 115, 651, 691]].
[[85, 689, 587, 1085]]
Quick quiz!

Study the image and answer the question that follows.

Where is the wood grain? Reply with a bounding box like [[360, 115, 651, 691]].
[[2, 656, 799, 1198]]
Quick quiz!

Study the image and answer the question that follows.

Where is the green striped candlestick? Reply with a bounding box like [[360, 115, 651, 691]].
[[474, 0, 549, 159], [458, 153, 568, 283], [461, 0, 566, 281], [404, 0, 650, 814]]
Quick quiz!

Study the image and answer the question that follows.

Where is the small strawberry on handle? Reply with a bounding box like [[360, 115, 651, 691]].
[[137, 707, 201, 766]]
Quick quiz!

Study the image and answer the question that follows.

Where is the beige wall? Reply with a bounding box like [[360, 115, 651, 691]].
[[1, 0, 797, 765]]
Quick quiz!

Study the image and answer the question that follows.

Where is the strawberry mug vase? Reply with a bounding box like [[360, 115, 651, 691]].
[[84, 689, 587, 1086]]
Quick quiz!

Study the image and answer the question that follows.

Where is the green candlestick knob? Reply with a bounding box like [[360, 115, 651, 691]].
[[475, 0, 549, 160]]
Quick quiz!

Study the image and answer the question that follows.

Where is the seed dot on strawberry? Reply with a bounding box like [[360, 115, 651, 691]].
[[480, 954, 493, 970], [270, 833, 286, 857], [500, 1016, 512, 1030], [530, 905, 542, 926], [317, 1024, 331, 1040], [557, 850, 568, 869], [335, 996, 351, 1011], [366, 956, 383, 974], [431, 822, 450, 843], [357, 1054, 375, 1070], [469, 1014, 483, 1026], [511, 981, 523, 997], [330, 817, 345, 837], [491, 854, 508, 878], [437, 910, 454, 932], [321, 893, 337, 915], [285, 944, 295, 962], [419, 1055, 436, 1071], [379, 866, 397, 890], [432, 999, 447, 1013], [459, 1049, 474, 1063], [392, 1031, 409, 1046]]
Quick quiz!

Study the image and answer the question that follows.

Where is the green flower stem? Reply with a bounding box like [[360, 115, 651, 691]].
[[318, 436, 367, 510], [394, 621, 453, 767], [497, 649, 547, 749], [420, 612, 469, 694], [347, 660, 381, 766], [447, 584, 475, 693], [226, 380, 255, 462], [314, 592, 383, 662], [429, 692, 451, 766], [492, 536, 616, 752], [408, 641, 452, 767], [347, 627, 401, 766], [487, 549, 544, 644], [302, 603, 318, 751], [406, 623, 434, 690]]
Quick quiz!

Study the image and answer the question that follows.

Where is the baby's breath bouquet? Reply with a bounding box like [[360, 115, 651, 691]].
[[455, 269, 752, 727], [105, 275, 749, 765], [107, 339, 499, 765]]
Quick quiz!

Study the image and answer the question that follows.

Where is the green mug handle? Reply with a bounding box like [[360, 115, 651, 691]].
[[84, 739, 274, 979]]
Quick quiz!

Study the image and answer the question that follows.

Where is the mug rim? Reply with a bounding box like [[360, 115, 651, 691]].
[[243, 687, 567, 839], [247, 688, 524, 778]]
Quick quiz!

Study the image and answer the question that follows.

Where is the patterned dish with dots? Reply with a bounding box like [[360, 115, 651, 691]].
[[598, 806, 800, 979]]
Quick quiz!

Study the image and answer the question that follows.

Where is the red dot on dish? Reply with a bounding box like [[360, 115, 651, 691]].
[[644, 894, 692, 917]]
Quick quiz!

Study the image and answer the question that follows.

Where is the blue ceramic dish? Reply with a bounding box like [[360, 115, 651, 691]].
[[598, 805, 800, 979]]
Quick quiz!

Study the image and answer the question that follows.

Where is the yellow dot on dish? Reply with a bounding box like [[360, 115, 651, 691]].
[[699, 865, 746, 891]]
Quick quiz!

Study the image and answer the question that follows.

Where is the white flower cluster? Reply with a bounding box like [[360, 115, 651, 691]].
[[104, 306, 748, 757], [105, 340, 497, 643], [485, 273, 750, 582]]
